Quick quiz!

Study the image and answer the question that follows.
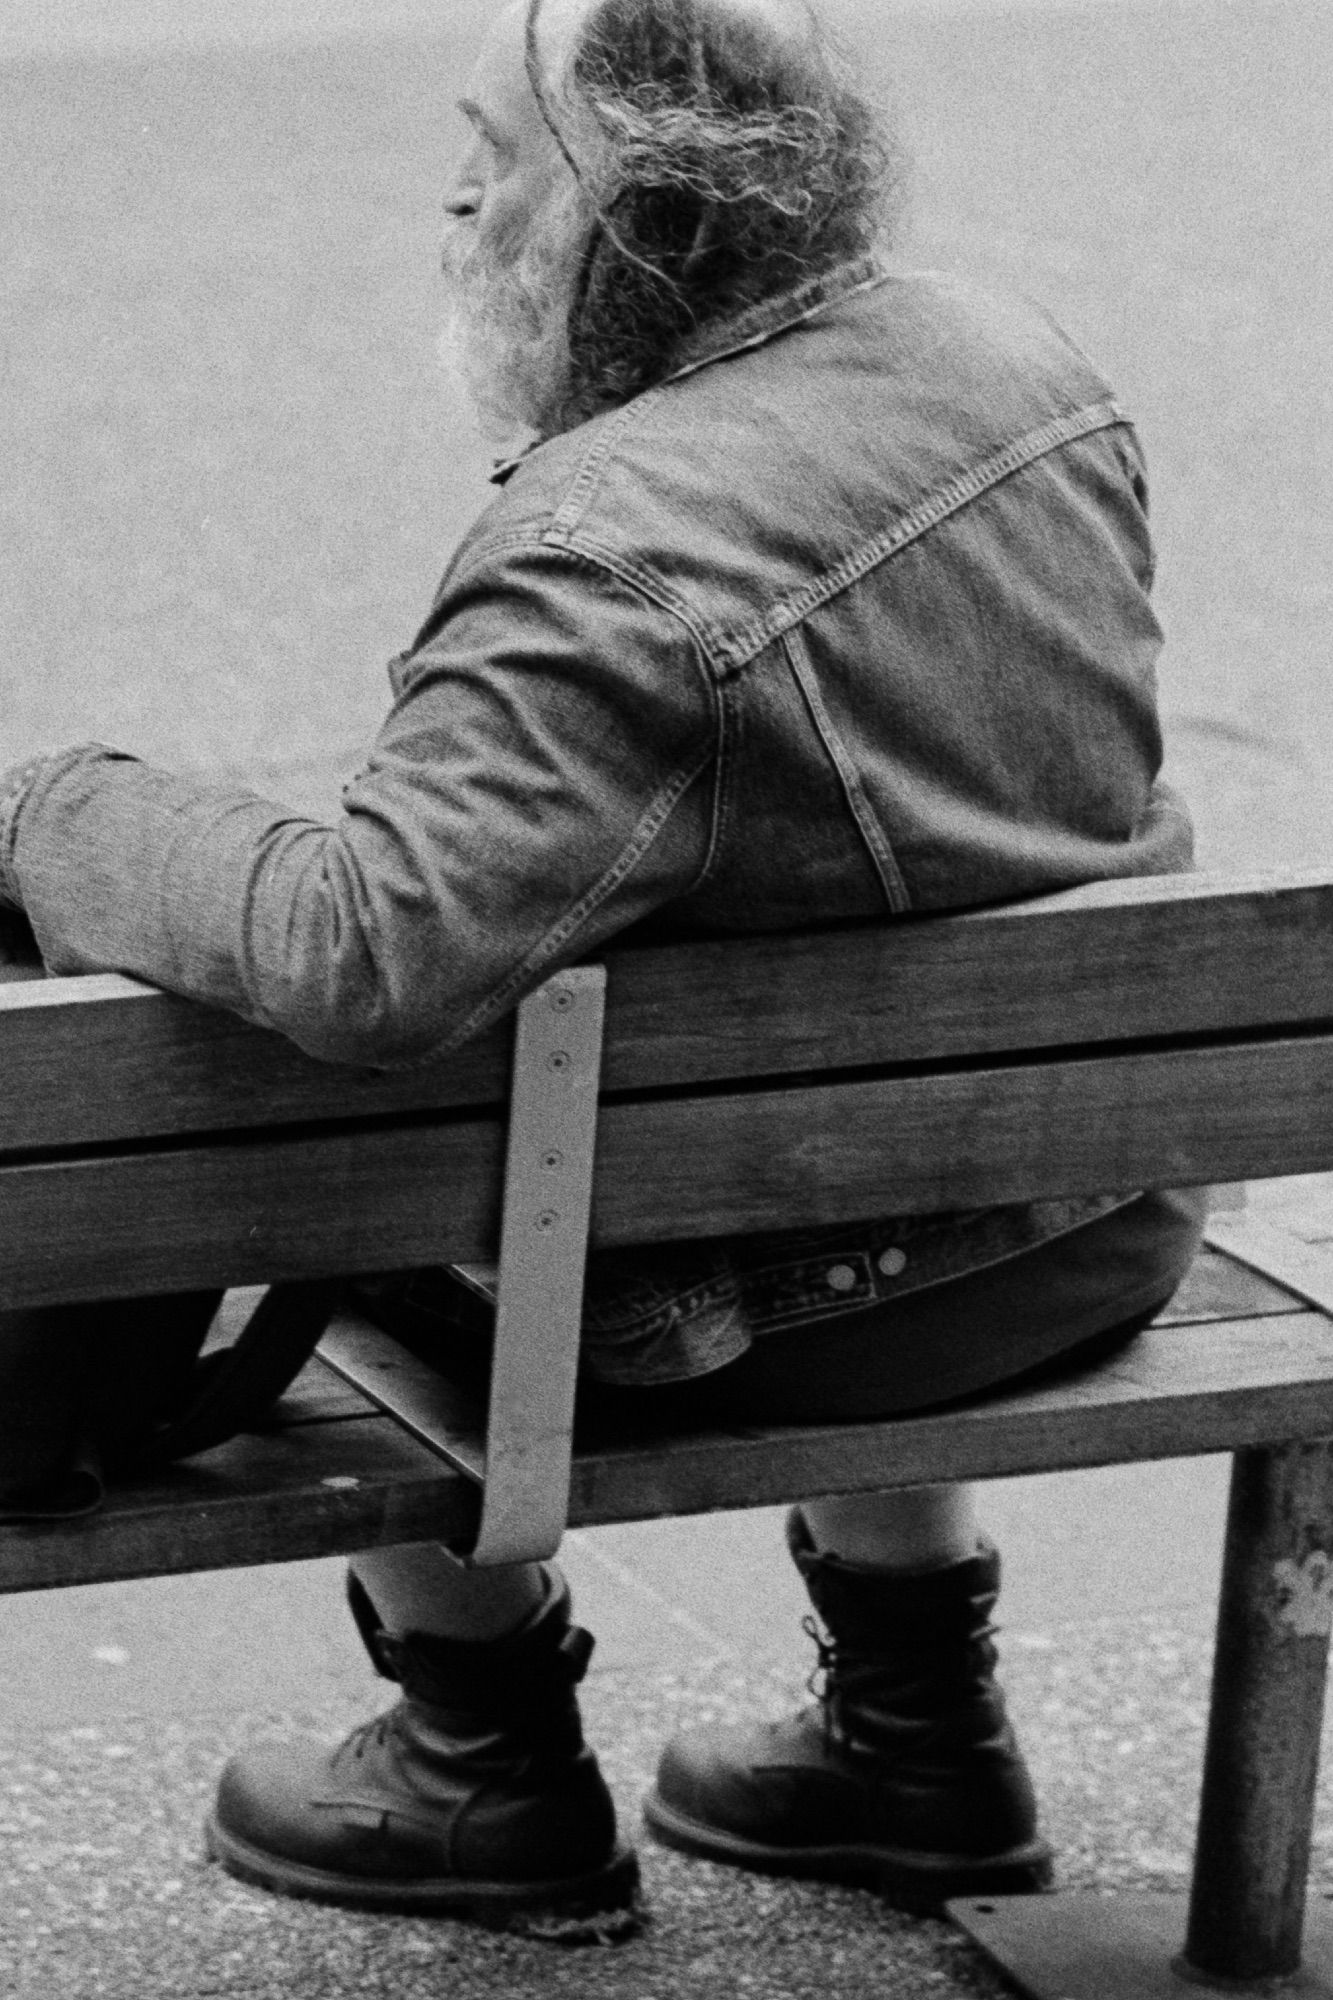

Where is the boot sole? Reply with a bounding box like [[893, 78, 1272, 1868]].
[[642, 1790, 1053, 1910], [204, 1811, 642, 1941]]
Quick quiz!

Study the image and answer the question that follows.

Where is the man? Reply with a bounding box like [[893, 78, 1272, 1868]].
[[0, 0, 1203, 1937]]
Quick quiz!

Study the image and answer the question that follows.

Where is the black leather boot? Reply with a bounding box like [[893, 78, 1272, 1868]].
[[206, 1568, 639, 1938], [645, 1511, 1052, 1907]]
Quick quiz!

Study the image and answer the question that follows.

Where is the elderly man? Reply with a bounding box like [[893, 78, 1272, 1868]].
[[0, 0, 1203, 1937]]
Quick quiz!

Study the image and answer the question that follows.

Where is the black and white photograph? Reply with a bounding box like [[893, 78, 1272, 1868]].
[[0, 1, 1330, 1994]]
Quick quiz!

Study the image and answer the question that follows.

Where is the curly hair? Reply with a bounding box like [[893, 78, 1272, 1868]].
[[526, 0, 903, 425]]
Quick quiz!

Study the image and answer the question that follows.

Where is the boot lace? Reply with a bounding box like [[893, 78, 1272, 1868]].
[[801, 1613, 1000, 1758], [802, 1615, 878, 1754], [337, 1710, 399, 1767]]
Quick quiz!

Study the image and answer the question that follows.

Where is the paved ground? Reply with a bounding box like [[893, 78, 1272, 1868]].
[[4, 1190, 1332, 1999], [1, 1, 1331, 1994]]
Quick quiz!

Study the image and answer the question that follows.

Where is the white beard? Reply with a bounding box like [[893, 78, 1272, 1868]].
[[439, 180, 589, 449]]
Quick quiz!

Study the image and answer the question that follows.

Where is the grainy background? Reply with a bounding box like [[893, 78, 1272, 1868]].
[[2, 0, 1330, 857], [0, 4, 1330, 1993]]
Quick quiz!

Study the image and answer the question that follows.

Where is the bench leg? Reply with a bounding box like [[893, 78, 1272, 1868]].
[[951, 1438, 1333, 1997], [1183, 1438, 1333, 1984]]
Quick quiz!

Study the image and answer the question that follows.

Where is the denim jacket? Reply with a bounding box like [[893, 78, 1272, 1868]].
[[0, 258, 1193, 1382]]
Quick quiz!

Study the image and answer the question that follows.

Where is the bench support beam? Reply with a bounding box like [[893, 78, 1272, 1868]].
[[952, 1434, 1333, 1996], [1184, 1437, 1333, 1983], [950, 1893, 1333, 1998]]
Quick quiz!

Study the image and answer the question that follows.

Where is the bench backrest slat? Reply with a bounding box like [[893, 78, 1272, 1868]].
[[3, 871, 1333, 1153], [4, 1024, 1333, 1309]]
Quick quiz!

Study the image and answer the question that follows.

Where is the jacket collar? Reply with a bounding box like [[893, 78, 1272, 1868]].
[[662, 253, 887, 387], [490, 254, 887, 483]]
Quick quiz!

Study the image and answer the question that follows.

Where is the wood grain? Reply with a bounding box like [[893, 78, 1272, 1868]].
[[0, 1115, 506, 1308], [584, 1031, 1333, 1243], [4, 1027, 1333, 1307], [4, 870, 1333, 1151], [5, 1300, 1333, 1593], [1157, 1245, 1306, 1326], [564, 1312, 1333, 1528], [0, 1416, 479, 1595]]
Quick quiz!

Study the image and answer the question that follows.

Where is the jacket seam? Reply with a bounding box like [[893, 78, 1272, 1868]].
[[780, 628, 911, 914], [435, 538, 721, 723], [444, 742, 716, 1053], [535, 531, 719, 659], [710, 401, 1131, 675], [549, 395, 664, 540], [694, 674, 739, 893], [534, 400, 1130, 685]]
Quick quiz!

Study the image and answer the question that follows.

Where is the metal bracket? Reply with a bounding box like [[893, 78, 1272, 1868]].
[[317, 965, 607, 1567], [466, 964, 606, 1564], [950, 1892, 1333, 1998]]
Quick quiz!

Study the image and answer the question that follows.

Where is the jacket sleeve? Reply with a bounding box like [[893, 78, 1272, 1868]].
[[2, 547, 717, 1066]]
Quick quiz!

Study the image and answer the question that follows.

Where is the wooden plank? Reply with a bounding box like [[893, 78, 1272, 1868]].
[[587, 1033, 1333, 1244], [563, 1312, 1333, 1526], [6, 1306, 1333, 1594], [5, 1029, 1333, 1307], [0, 1115, 506, 1308], [265, 1357, 377, 1426], [0, 1416, 479, 1595], [0, 976, 514, 1147], [5, 870, 1333, 1152], [602, 870, 1333, 1092], [1156, 1245, 1307, 1325], [316, 1315, 486, 1481], [1204, 1215, 1333, 1320]]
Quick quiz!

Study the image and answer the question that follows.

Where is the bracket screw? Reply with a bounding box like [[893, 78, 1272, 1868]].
[[549, 987, 575, 1012], [548, 1051, 571, 1072], [542, 1149, 565, 1171], [536, 1210, 561, 1232]]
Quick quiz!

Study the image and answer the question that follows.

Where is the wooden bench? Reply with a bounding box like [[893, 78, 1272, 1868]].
[[6, 868, 1333, 1996]]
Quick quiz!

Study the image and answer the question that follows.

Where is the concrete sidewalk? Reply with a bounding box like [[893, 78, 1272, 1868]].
[[0, 1510, 1233, 2000], [1, 0, 1331, 1990], [6, 1179, 1333, 1998], [0, 1615, 1241, 2000]]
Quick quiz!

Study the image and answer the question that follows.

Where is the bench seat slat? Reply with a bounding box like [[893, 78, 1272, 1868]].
[[0, 1416, 480, 1594], [5, 1030, 1333, 1308], [4, 871, 1333, 1153], [1157, 1244, 1306, 1325], [4, 1305, 1332, 1596], [567, 1313, 1333, 1525]]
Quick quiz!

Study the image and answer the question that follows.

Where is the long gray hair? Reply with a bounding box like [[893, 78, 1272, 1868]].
[[526, 0, 903, 425]]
